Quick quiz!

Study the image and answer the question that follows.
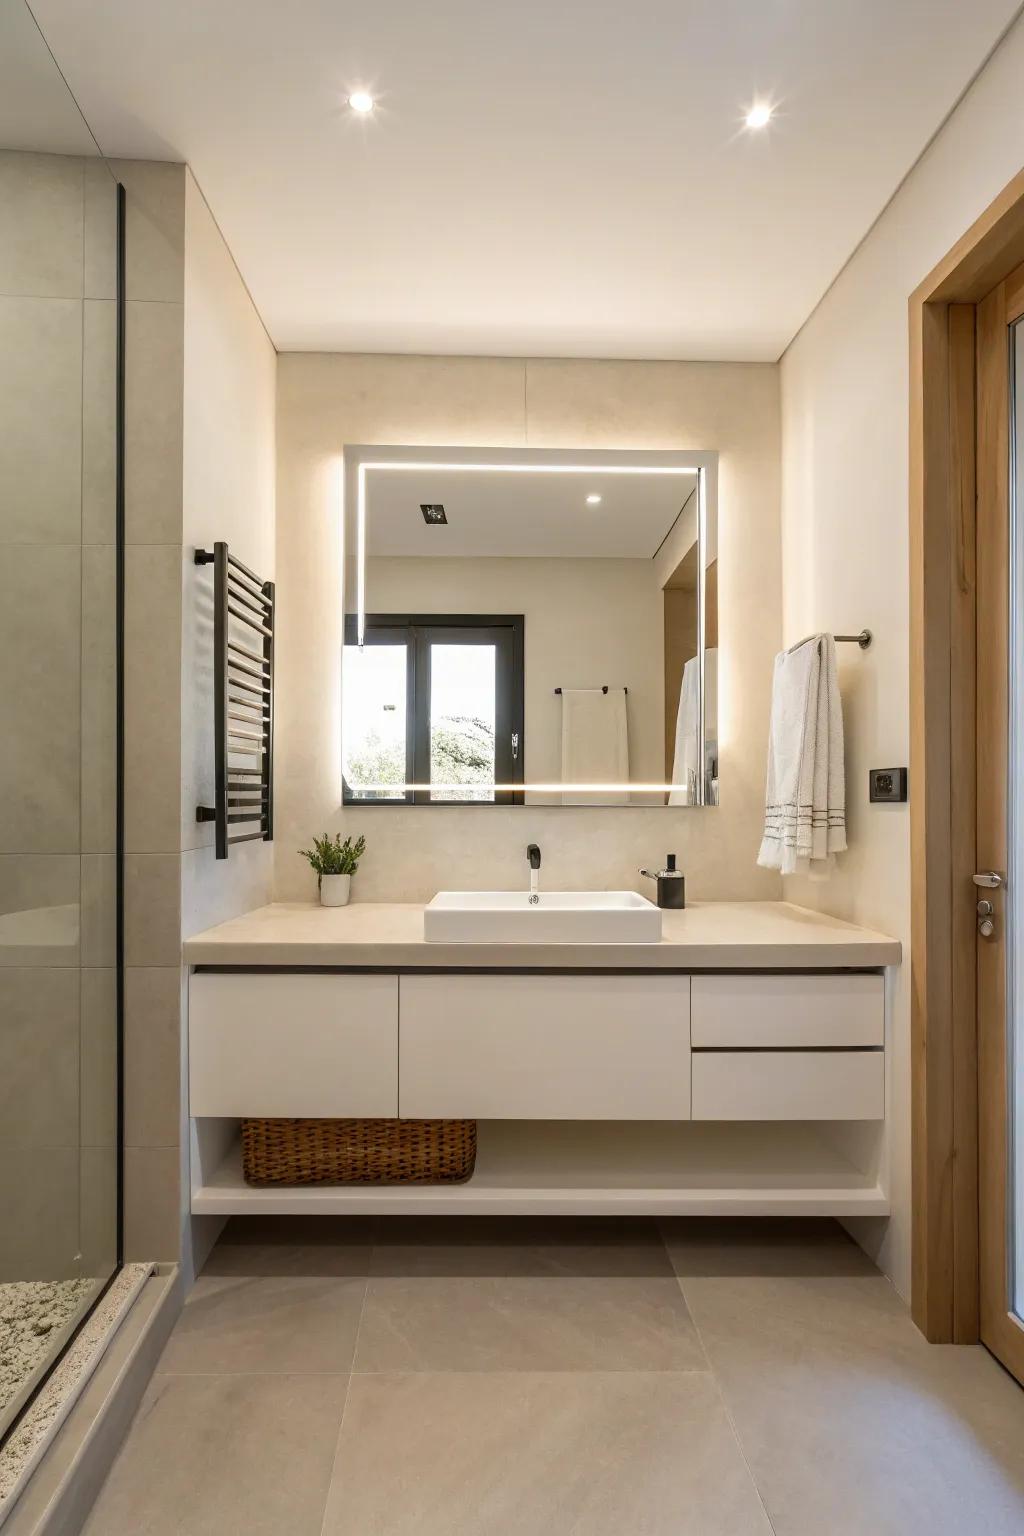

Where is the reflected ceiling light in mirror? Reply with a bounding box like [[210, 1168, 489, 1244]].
[[348, 90, 375, 114], [586, 493, 602, 505], [354, 460, 700, 646], [744, 101, 773, 130]]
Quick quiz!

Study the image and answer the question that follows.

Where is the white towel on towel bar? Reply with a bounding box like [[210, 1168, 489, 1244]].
[[757, 634, 846, 875], [560, 689, 629, 804]]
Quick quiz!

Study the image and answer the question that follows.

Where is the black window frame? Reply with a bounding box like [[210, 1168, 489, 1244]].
[[343, 613, 525, 806]]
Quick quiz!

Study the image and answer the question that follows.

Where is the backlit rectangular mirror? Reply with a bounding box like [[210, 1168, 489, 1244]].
[[341, 446, 718, 807]]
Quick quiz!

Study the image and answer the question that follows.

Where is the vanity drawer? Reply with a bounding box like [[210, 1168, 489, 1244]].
[[690, 973, 883, 1048], [189, 973, 398, 1117], [691, 1049, 883, 1121], [399, 974, 690, 1120]]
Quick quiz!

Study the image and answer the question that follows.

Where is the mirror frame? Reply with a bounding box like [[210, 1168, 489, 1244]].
[[341, 443, 719, 806]]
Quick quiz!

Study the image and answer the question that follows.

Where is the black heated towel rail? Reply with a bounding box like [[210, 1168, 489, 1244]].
[[194, 543, 275, 858]]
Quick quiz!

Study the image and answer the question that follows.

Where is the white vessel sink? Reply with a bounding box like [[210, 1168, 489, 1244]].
[[424, 890, 662, 945]]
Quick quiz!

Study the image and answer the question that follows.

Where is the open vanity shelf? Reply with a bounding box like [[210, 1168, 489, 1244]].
[[191, 1119, 887, 1217]]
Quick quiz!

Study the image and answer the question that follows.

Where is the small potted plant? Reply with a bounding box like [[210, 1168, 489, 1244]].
[[299, 833, 366, 908]]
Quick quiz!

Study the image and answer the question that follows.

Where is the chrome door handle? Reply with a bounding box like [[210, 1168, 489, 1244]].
[[973, 871, 1004, 889]]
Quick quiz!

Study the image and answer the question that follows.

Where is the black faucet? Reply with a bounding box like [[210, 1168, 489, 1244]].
[[527, 844, 541, 903]]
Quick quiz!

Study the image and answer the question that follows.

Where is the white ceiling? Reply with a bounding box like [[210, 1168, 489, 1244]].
[[30, 0, 1022, 359], [367, 467, 698, 558], [0, 1, 100, 156]]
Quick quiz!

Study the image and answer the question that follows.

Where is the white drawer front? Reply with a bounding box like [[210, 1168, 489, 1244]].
[[400, 974, 690, 1120], [189, 973, 398, 1117], [691, 1049, 883, 1121], [691, 973, 883, 1048]]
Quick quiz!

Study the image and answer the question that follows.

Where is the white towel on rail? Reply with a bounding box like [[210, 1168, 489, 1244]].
[[757, 634, 846, 875], [560, 689, 629, 805]]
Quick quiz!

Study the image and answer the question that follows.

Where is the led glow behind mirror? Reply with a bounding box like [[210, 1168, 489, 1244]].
[[343, 446, 718, 806]]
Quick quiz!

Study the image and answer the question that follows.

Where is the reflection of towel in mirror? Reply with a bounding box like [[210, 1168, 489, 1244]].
[[757, 634, 846, 875], [560, 689, 629, 805], [669, 649, 717, 806]]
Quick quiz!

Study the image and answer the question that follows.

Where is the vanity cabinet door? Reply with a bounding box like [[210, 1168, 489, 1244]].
[[189, 972, 398, 1116], [399, 974, 690, 1120], [691, 973, 883, 1048]]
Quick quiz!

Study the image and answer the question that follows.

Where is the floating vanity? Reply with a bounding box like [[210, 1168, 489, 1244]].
[[185, 899, 899, 1219]]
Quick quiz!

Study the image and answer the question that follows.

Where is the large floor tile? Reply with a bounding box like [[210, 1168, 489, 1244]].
[[83, 1373, 348, 1536], [158, 1274, 364, 1376], [667, 1221, 1024, 1535], [203, 1215, 375, 1277], [355, 1273, 703, 1373], [370, 1215, 678, 1277], [662, 1215, 877, 1278], [322, 1370, 771, 1535], [357, 1215, 703, 1373]]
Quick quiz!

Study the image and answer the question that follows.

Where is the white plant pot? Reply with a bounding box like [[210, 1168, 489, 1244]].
[[320, 873, 351, 908]]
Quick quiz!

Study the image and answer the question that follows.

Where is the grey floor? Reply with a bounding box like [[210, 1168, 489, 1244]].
[[83, 1216, 1024, 1535]]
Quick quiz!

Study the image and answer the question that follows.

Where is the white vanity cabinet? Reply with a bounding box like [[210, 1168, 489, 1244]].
[[184, 900, 898, 1219], [189, 972, 398, 1117], [689, 972, 885, 1121], [399, 974, 690, 1120]]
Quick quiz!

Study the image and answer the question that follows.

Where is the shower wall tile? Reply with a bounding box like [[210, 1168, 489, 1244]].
[[0, 544, 81, 853], [124, 1146, 181, 1263], [79, 1145, 118, 1279], [125, 966, 181, 1147], [125, 300, 184, 544], [0, 295, 82, 544], [125, 544, 183, 852], [81, 853, 116, 967], [0, 1148, 79, 1282], [81, 967, 117, 1149], [0, 968, 79, 1149], [83, 159, 117, 301], [109, 160, 184, 305], [81, 544, 117, 854], [124, 853, 181, 967], [0, 151, 84, 299], [82, 299, 117, 545], [0, 854, 80, 967]]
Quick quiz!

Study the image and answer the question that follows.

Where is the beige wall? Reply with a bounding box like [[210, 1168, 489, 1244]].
[[780, 11, 1024, 1301], [365, 554, 667, 797], [181, 169, 276, 936], [276, 354, 781, 902]]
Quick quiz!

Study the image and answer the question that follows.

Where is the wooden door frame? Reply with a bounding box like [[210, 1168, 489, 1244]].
[[910, 166, 1024, 1342]]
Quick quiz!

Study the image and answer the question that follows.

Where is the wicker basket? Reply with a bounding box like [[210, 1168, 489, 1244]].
[[240, 1117, 477, 1186]]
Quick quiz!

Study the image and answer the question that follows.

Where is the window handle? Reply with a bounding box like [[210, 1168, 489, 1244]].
[[973, 871, 1004, 890]]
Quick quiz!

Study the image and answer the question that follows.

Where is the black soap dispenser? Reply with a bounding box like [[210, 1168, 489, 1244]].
[[639, 854, 686, 910]]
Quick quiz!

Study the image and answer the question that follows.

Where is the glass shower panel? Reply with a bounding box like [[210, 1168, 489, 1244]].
[[0, 0, 120, 1440]]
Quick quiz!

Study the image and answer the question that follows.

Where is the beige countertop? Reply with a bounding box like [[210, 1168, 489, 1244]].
[[183, 900, 901, 969]]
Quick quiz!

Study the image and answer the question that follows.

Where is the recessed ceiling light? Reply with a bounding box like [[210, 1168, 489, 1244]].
[[745, 102, 773, 130], [586, 493, 602, 505], [348, 90, 375, 114]]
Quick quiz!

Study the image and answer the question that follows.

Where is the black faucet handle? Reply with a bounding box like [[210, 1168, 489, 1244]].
[[527, 843, 541, 869]]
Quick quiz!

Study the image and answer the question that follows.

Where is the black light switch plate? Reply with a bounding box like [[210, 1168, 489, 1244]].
[[869, 767, 908, 803]]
